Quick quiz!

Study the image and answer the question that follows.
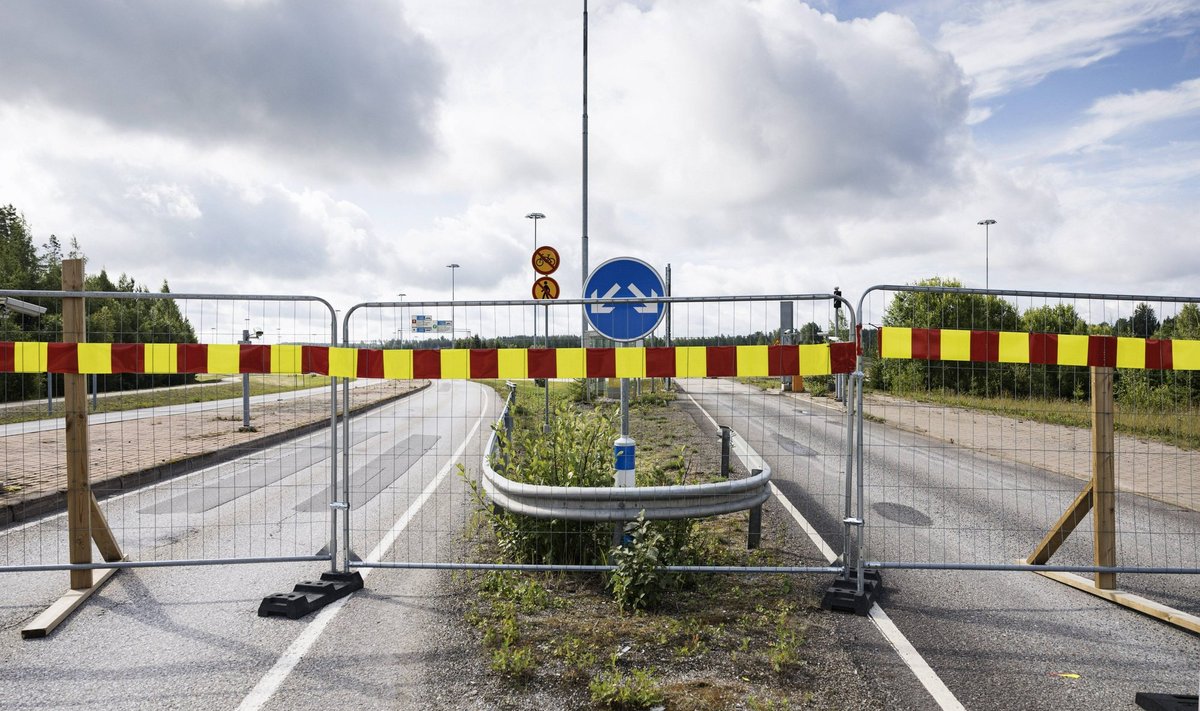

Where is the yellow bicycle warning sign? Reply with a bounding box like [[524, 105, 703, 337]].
[[532, 246, 560, 275]]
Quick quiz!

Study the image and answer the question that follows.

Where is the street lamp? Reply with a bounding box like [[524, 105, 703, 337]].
[[397, 293, 406, 346], [977, 219, 996, 291], [446, 264, 460, 301], [447, 264, 460, 344], [525, 212, 545, 344]]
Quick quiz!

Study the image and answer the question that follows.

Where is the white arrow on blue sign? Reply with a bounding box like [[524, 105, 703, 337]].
[[584, 256, 667, 342]]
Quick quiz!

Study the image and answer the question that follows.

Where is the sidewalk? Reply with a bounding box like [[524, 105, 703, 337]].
[[792, 390, 1199, 512], [0, 380, 429, 525]]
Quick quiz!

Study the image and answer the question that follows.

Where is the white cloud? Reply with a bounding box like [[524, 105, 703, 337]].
[[938, 0, 1199, 100], [0, 0, 445, 174], [1051, 77, 1200, 155], [2, 0, 1198, 318]]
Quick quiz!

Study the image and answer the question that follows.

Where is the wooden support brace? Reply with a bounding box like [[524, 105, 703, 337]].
[[89, 491, 123, 563], [21, 565, 121, 639], [1027, 482, 1092, 566], [1033, 570, 1200, 636]]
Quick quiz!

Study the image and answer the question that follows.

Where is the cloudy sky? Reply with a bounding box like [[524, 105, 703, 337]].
[[2, 0, 1199, 315]]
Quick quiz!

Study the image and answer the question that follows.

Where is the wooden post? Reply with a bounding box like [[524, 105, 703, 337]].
[[63, 259, 93, 589], [1092, 366, 1116, 590]]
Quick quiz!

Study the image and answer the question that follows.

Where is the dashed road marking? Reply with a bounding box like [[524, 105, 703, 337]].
[[237, 413, 485, 711]]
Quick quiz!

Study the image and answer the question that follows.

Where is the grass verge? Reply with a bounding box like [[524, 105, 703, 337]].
[[0, 374, 333, 425], [882, 388, 1200, 451], [455, 378, 877, 710]]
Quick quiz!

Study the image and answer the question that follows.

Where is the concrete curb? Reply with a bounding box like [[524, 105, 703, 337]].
[[0, 381, 432, 527]]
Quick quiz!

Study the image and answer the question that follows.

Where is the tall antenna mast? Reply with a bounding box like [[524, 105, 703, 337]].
[[581, 0, 589, 347]]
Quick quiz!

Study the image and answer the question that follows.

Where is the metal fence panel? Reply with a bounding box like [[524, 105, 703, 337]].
[[340, 293, 853, 573], [0, 290, 341, 571], [854, 285, 1200, 584]]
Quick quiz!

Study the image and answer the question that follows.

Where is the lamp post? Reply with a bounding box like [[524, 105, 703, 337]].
[[447, 264, 460, 344], [525, 212, 545, 344], [397, 293, 406, 346], [977, 219, 996, 291]]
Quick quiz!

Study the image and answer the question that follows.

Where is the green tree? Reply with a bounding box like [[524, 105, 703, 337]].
[[872, 277, 1021, 395], [797, 322, 821, 344], [1013, 304, 1089, 399], [0, 205, 39, 290]]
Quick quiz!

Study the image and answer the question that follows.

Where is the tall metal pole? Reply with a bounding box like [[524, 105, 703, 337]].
[[581, 0, 589, 349], [665, 264, 672, 390], [397, 293, 405, 347], [447, 263, 460, 344]]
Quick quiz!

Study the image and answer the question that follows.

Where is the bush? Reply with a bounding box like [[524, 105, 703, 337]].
[[464, 403, 618, 565]]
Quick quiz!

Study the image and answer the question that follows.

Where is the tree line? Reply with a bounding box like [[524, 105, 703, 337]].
[[1, 205, 197, 402], [868, 277, 1200, 407]]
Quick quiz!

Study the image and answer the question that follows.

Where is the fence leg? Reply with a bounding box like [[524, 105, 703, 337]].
[[747, 505, 761, 550], [719, 425, 731, 478]]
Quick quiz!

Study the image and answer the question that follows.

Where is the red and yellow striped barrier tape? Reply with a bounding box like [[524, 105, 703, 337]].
[[0, 341, 857, 379], [879, 327, 1200, 370]]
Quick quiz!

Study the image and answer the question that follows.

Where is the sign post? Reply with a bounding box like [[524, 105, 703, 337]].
[[583, 257, 667, 533], [532, 245, 561, 432]]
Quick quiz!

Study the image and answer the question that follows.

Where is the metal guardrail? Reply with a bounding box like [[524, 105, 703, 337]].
[[479, 385, 771, 522]]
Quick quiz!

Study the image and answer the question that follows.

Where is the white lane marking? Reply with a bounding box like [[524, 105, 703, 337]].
[[868, 604, 967, 711], [768, 481, 838, 564], [683, 382, 965, 711], [237, 413, 485, 711]]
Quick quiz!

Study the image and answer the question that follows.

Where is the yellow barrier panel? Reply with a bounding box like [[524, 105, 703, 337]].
[[328, 348, 357, 378], [382, 350, 413, 379], [998, 332, 1029, 364], [441, 349, 470, 379], [497, 348, 527, 379], [1174, 340, 1200, 370], [736, 346, 768, 377], [676, 346, 707, 378], [77, 343, 112, 374], [798, 344, 831, 375], [1057, 335, 1090, 367], [144, 343, 177, 374], [881, 327, 912, 359], [14, 342, 47, 373], [941, 329, 971, 361], [1116, 337, 1146, 370], [208, 344, 240, 375], [556, 348, 586, 378], [271, 345, 303, 374], [616, 348, 646, 378]]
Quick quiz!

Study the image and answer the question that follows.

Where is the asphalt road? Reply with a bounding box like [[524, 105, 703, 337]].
[[679, 378, 1200, 711], [0, 379, 499, 710]]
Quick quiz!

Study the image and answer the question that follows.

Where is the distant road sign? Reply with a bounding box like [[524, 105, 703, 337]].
[[532, 246, 560, 275], [533, 276, 560, 300], [583, 257, 666, 342]]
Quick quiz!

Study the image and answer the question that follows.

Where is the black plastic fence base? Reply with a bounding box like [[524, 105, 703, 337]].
[[258, 571, 364, 620], [820, 569, 882, 616], [1136, 693, 1199, 711]]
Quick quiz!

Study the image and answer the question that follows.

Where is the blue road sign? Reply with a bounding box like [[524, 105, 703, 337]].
[[584, 257, 666, 342]]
